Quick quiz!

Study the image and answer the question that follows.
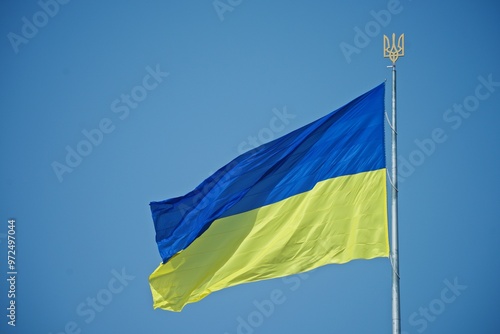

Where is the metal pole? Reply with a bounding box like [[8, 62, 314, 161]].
[[390, 64, 401, 334], [384, 33, 403, 334]]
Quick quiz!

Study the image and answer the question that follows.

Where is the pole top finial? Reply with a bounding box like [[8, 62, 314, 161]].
[[384, 33, 404, 64]]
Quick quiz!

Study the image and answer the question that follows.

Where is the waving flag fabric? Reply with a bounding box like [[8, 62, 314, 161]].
[[149, 83, 388, 311]]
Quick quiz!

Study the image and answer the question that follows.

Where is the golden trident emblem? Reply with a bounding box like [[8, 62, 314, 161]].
[[384, 33, 404, 64]]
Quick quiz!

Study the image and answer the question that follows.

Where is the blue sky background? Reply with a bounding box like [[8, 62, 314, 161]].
[[1, 1, 499, 333]]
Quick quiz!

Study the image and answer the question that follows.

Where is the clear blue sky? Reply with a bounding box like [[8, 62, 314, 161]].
[[1, 1, 499, 333]]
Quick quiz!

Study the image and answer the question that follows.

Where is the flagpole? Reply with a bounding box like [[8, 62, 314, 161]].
[[390, 62, 401, 334], [383, 33, 404, 334]]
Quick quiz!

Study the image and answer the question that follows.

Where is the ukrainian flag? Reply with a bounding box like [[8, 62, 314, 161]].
[[149, 83, 388, 311]]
